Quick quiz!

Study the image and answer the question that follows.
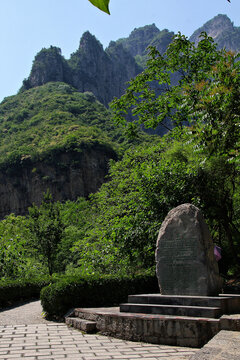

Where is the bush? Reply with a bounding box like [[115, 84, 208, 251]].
[[0, 277, 51, 308], [40, 273, 159, 318]]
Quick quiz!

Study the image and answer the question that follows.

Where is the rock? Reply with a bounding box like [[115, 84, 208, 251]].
[[21, 16, 240, 108], [155, 203, 222, 296], [0, 144, 117, 219], [22, 46, 72, 90], [190, 14, 240, 52], [116, 24, 161, 57], [21, 32, 142, 107]]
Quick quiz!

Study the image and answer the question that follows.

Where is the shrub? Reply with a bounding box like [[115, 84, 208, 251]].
[[40, 273, 159, 318], [0, 277, 51, 308]]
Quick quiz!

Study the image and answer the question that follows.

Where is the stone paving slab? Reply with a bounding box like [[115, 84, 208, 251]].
[[189, 330, 240, 360], [0, 324, 198, 360]]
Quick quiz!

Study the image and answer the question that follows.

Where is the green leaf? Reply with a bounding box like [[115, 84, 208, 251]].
[[88, 0, 110, 14]]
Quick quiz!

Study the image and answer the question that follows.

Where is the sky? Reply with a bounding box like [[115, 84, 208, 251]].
[[0, 0, 239, 102]]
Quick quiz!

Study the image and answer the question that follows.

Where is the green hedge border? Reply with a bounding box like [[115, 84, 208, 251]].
[[40, 274, 159, 318], [0, 278, 51, 308]]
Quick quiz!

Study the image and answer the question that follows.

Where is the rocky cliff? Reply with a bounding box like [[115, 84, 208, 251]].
[[21, 15, 240, 108], [21, 32, 141, 107], [116, 24, 161, 57], [116, 24, 174, 58], [0, 145, 117, 218], [20, 25, 175, 107], [190, 14, 240, 52], [22, 47, 72, 90]]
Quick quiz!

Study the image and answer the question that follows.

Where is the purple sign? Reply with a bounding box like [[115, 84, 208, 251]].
[[214, 245, 222, 262]]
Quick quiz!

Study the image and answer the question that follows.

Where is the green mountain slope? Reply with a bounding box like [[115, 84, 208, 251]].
[[0, 82, 156, 218], [0, 82, 120, 217], [0, 82, 117, 168], [1, 14, 240, 217]]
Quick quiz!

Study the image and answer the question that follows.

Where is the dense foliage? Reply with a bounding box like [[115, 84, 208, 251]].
[[0, 197, 92, 280], [0, 32, 240, 310], [28, 191, 66, 275], [0, 82, 155, 170], [110, 33, 240, 273]]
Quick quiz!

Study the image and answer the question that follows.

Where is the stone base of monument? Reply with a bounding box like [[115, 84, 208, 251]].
[[65, 204, 240, 347], [65, 294, 240, 348], [120, 294, 234, 318]]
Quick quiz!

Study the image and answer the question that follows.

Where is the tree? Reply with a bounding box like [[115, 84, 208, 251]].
[[110, 32, 240, 271], [28, 191, 65, 276], [0, 215, 30, 279], [111, 32, 240, 165], [111, 32, 239, 142]]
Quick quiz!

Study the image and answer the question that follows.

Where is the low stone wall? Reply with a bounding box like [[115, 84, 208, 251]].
[[75, 308, 222, 348], [100, 314, 220, 348]]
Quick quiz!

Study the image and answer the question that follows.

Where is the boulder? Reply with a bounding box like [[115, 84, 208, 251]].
[[155, 203, 222, 295]]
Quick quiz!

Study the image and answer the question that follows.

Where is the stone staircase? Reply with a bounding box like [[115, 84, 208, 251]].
[[120, 294, 231, 318], [65, 294, 240, 347]]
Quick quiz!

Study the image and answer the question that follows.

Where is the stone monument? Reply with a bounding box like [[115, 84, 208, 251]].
[[155, 203, 222, 296]]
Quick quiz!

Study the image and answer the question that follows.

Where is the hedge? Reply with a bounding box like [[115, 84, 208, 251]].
[[40, 273, 159, 318], [0, 277, 51, 308]]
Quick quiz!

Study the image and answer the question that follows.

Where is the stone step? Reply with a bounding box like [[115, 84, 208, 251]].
[[120, 303, 222, 318], [67, 306, 240, 347], [218, 294, 240, 313], [65, 317, 97, 333], [128, 294, 230, 312]]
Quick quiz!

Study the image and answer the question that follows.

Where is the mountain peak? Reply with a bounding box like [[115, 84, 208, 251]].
[[79, 31, 103, 52], [20, 15, 240, 107], [115, 24, 161, 57], [129, 24, 160, 41], [189, 14, 239, 51]]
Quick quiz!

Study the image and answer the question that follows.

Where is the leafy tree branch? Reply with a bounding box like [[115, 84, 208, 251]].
[[88, 0, 110, 14]]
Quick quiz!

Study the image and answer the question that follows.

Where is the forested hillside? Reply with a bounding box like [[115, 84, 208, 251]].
[[0, 82, 117, 218], [0, 14, 240, 289], [0, 82, 155, 218]]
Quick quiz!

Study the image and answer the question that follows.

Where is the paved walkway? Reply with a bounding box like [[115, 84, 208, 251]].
[[0, 301, 52, 326], [0, 302, 199, 360]]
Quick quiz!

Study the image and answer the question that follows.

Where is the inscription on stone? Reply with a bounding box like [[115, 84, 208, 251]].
[[155, 204, 222, 296]]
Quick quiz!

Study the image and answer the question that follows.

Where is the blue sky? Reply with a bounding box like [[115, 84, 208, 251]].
[[0, 0, 239, 101]]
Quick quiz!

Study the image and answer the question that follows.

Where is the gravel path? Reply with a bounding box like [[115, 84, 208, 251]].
[[0, 300, 53, 325]]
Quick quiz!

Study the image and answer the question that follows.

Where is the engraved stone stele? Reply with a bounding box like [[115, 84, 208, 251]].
[[155, 203, 222, 296]]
